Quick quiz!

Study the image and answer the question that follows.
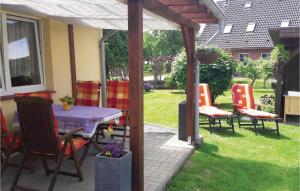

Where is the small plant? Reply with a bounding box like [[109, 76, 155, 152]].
[[196, 45, 220, 55], [260, 94, 275, 113], [144, 82, 153, 92], [196, 45, 220, 64], [59, 95, 74, 105], [101, 143, 125, 158]]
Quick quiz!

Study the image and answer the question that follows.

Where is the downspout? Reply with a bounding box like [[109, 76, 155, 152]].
[[100, 30, 118, 107]]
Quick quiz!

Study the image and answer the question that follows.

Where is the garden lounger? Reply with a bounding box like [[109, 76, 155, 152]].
[[199, 83, 235, 134], [231, 84, 280, 136]]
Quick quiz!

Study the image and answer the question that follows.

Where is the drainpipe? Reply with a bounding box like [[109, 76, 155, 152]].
[[205, 19, 224, 45], [100, 30, 118, 107], [194, 57, 202, 146]]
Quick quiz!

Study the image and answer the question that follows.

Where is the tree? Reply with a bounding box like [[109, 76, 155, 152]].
[[169, 48, 236, 103], [237, 58, 261, 86], [258, 59, 274, 88]]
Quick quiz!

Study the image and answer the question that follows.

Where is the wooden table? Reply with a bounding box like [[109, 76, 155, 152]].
[[284, 96, 300, 123]]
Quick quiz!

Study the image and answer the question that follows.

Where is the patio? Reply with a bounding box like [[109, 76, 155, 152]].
[[1, 124, 194, 191]]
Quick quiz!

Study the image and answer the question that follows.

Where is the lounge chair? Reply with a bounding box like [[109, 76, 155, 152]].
[[199, 83, 235, 134], [231, 84, 280, 136], [12, 96, 89, 191]]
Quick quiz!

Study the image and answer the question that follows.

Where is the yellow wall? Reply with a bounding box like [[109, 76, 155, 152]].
[[0, 16, 103, 129]]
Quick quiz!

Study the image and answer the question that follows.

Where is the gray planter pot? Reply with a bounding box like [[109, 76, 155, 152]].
[[95, 151, 132, 191]]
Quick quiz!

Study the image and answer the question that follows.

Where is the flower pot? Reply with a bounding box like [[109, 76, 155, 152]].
[[63, 103, 73, 111], [196, 52, 219, 64], [95, 151, 132, 191]]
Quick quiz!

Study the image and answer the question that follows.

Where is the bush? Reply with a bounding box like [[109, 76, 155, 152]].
[[144, 82, 153, 92], [259, 59, 274, 88], [260, 94, 275, 113], [169, 48, 236, 102], [236, 58, 261, 86]]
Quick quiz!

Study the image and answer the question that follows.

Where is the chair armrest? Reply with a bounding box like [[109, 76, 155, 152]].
[[60, 127, 84, 141]]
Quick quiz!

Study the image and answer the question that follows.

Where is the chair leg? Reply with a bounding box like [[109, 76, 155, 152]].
[[26, 158, 35, 174], [1, 150, 11, 174], [122, 126, 127, 144], [80, 142, 91, 166], [237, 113, 241, 128], [276, 120, 280, 136], [262, 120, 265, 130], [42, 159, 50, 176], [218, 119, 222, 128], [208, 117, 212, 134], [69, 138, 83, 182], [10, 155, 26, 191], [253, 119, 258, 135], [231, 117, 235, 134], [48, 142, 68, 191]]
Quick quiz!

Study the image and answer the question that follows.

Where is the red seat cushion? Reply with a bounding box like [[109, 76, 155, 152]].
[[76, 81, 101, 106], [61, 138, 87, 156]]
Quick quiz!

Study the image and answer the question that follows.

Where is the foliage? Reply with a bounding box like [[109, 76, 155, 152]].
[[59, 95, 74, 105], [105, 31, 128, 78], [237, 58, 261, 86], [258, 59, 274, 88], [260, 94, 275, 113], [144, 82, 153, 92], [101, 143, 125, 158], [196, 45, 220, 55], [271, 44, 291, 64], [169, 48, 236, 102]]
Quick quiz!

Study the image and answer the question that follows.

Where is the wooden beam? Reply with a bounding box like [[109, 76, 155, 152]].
[[159, 0, 199, 6], [128, 0, 144, 191], [68, 24, 77, 99], [192, 18, 218, 24], [181, 25, 196, 142], [143, 0, 200, 30], [183, 12, 213, 19], [169, 5, 207, 13]]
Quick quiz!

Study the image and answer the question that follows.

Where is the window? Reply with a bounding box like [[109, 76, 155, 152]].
[[280, 20, 290, 27], [261, 53, 271, 59], [239, 53, 249, 62], [246, 22, 256, 32], [0, 14, 44, 96], [244, 2, 252, 8], [223, 24, 233, 33]]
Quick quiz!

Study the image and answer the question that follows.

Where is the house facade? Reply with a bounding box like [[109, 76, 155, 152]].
[[199, 0, 300, 61], [0, 9, 103, 126]]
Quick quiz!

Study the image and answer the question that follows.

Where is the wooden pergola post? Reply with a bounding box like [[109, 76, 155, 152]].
[[128, 0, 144, 191], [181, 25, 196, 142]]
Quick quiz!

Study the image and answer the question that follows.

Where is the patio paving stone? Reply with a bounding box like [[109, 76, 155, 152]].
[[1, 124, 194, 191]]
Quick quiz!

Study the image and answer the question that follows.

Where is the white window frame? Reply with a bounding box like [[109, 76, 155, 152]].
[[223, 24, 233, 34], [0, 51, 5, 96], [239, 53, 249, 62], [280, 19, 290, 27], [246, 22, 256, 32], [1, 13, 45, 96], [261, 53, 271, 59]]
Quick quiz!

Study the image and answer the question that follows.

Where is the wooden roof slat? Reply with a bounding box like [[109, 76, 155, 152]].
[[183, 12, 213, 19], [159, 0, 199, 6], [192, 18, 218, 24], [169, 5, 207, 13]]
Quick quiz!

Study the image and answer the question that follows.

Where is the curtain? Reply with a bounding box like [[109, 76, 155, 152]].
[[7, 18, 41, 87]]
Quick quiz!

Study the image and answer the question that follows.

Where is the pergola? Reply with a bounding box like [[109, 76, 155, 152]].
[[1, 0, 225, 190]]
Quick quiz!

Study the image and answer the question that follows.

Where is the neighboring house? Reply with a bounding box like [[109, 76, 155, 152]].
[[199, 0, 300, 61], [0, 10, 103, 124]]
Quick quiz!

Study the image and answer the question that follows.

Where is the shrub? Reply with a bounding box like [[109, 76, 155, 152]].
[[144, 82, 153, 92], [169, 48, 236, 102], [236, 58, 261, 86], [258, 59, 274, 88], [260, 94, 275, 113]]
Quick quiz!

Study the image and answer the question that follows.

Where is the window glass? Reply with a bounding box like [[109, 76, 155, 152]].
[[244, 2, 252, 8], [239, 54, 249, 62], [223, 24, 233, 34], [261, 53, 271, 59], [246, 22, 256, 32], [280, 20, 290, 27], [6, 18, 41, 87]]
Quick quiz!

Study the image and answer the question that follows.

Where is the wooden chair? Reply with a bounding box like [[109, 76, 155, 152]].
[[12, 96, 89, 191], [97, 80, 129, 143], [198, 83, 235, 134], [1, 108, 34, 174], [231, 84, 280, 136], [75, 80, 101, 106]]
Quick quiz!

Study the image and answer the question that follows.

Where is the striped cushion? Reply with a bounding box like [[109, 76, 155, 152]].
[[199, 106, 233, 117], [231, 84, 255, 109], [76, 81, 101, 107], [239, 108, 278, 118], [199, 83, 212, 107], [107, 80, 129, 127]]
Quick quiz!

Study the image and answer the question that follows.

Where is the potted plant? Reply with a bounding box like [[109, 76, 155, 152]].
[[59, 95, 74, 111], [95, 143, 132, 191], [196, 46, 220, 64]]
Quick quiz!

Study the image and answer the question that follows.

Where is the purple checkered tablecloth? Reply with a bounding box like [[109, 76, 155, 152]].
[[13, 105, 122, 138]]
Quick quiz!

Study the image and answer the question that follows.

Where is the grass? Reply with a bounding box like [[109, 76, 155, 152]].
[[144, 85, 299, 191]]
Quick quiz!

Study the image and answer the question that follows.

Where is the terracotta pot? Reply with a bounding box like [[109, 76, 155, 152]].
[[196, 52, 219, 64]]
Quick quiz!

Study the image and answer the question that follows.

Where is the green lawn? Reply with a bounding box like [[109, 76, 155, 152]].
[[144, 87, 299, 191]]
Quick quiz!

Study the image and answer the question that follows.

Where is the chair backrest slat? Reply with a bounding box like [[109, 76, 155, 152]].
[[14, 97, 59, 157], [199, 83, 212, 107], [76, 80, 101, 107], [231, 84, 255, 109]]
